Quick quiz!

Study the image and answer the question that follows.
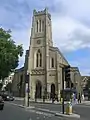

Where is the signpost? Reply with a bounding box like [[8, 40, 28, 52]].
[[62, 65, 71, 114]]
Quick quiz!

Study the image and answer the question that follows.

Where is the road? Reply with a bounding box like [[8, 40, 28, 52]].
[[0, 102, 71, 120], [74, 104, 90, 120], [12, 100, 90, 120]]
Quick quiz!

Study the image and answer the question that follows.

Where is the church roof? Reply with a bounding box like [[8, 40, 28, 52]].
[[81, 76, 90, 81], [49, 46, 69, 65]]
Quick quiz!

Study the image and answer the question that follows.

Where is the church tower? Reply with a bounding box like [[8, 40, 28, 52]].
[[28, 8, 53, 99]]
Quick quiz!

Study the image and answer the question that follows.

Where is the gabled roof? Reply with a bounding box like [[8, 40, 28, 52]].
[[81, 76, 90, 81], [71, 67, 79, 70], [49, 46, 69, 65], [71, 67, 81, 74]]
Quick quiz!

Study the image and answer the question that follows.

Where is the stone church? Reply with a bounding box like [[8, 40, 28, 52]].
[[12, 8, 82, 100]]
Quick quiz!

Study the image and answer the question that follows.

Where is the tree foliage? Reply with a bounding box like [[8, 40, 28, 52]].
[[0, 28, 23, 80]]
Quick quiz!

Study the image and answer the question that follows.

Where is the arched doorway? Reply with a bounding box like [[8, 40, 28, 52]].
[[71, 83, 74, 88], [36, 81, 42, 98], [51, 84, 55, 99], [66, 81, 70, 88]]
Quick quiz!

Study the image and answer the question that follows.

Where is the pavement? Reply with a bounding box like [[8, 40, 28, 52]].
[[14, 97, 90, 105], [0, 102, 80, 120], [10, 97, 90, 120], [14, 97, 68, 104], [6, 99, 80, 119]]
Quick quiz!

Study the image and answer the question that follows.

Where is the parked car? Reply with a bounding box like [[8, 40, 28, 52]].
[[3, 94, 14, 101], [0, 93, 14, 101], [0, 96, 4, 110]]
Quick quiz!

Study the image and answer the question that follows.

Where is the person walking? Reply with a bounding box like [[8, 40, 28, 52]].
[[52, 93, 55, 103], [78, 93, 81, 103]]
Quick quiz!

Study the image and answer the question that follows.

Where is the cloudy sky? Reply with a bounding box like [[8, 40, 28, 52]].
[[0, 0, 90, 75]]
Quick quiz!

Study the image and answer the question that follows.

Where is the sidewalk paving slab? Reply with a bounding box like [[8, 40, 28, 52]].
[[14, 97, 90, 108], [34, 107, 80, 119], [55, 112, 80, 119], [14, 97, 68, 105]]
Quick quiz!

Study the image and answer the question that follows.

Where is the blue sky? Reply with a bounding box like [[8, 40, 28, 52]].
[[0, 0, 90, 75]]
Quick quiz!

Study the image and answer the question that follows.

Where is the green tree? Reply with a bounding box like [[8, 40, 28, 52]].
[[0, 28, 23, 80]]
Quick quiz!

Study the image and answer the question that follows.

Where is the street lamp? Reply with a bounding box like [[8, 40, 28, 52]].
[[25, 71, 30, 107]]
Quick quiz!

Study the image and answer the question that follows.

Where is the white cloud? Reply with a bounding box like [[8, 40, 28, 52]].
[[52, 15, 90, 52], [1, 0, 90, 75], [53, 0, 90, 19], [49, 0, 90, 53]]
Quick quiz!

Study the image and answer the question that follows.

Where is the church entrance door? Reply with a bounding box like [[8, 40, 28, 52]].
[[51, 84, 55, 99], [36, 81, 42, 98]]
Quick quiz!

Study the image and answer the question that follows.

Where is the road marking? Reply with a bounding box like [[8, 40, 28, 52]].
[[36, 111, 53, 117], [29, 118, 32, 120], [28, 108, 54, 117], [37, 108, 50, 112], [36, 116, 40, 119]]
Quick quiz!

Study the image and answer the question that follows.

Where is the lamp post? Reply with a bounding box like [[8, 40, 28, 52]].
[[25, 71, 30, 107]]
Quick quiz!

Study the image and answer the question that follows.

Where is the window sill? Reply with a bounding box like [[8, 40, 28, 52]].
[[34, 67, 44, 70], [49, 68, 56, 70]]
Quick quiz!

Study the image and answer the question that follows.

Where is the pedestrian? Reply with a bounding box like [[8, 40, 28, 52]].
[[52, 93, 55, 103], [78, 93, 81, 103], [73, 93, 77, 104], [71, 93, 75, 105]]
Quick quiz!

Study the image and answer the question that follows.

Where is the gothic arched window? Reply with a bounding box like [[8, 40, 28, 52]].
[[40, 53, 42, 67], [36, 49, 42, 67], [36, 53, 38, 67], [42, 21, 44, 31], [39, 20, 41, 32], [51, 58, 54, 68], [36, 21, 38, 32]]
